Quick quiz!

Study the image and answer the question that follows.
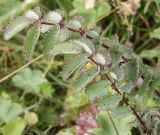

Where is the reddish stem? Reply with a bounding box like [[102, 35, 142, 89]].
[[40, 19, 151, 134], [104, 74, 150, 135]]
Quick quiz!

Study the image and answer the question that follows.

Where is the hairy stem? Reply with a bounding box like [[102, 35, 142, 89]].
[[33, 19, 151, 134], [104, 74, 150, 135], [88, 58, 151, 135]]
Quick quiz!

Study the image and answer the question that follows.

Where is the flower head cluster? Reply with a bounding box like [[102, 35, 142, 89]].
[[76, 105, 99, 135]]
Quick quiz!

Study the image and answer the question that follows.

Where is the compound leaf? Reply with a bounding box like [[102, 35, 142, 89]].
[[96, 111, 132, 135], [2, 117, 26, 135], [0, 98, 23, 123], [12, 68, 53, 98]]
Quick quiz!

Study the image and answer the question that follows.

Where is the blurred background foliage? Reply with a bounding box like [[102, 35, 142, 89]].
[[0, 0, 160, 134]]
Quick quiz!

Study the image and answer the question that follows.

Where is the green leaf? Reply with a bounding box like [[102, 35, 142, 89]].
[[41, 10, 63, 33], [39, 82, 54, 98], [86, 29, 99, 38], [24, 7, 41, 21], [109, 46, 122, 67], [23, 24, 41, 61], [111, 66, 125, 81], [112, 106, 131, 119], [0, 98, 23, 123], [60, 54, 88, 81], [100, 50, 111, 65], [97, 1, 111, 18], [140, 49, 160, 59], [95, 111, 132, 135], [73, 67, 100, 92], [57, 127, 76, 135], [49, 41, 82, 55], [2, 117, 26, 135], [67, 20, 82, 30], [57, 28, 71, 42], [93, 53, 106, 65], [125, 59, 139, 83], [149, 27, 160, 39], [70, 39, 95, 55], [119, 81, 134, 93], [32, 6, 42, 18], [4, 16, 31, 40], [0, 0, 39, 25], [141, 73, 153, 90], [43, 25, 60, 61], [73, 16, 85, 25], [64, 90, 88, 120], [12, 68, 53, 98], [103, 35, 119, 47], [44, 10, 63, 24], [86, 26, 101, 38], [98, 95, 121, 110], [73, 0, 111, 25], [86, 80, 109, 101]]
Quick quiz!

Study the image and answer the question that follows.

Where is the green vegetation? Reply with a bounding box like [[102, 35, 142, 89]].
[[0, 0, 160, 135]]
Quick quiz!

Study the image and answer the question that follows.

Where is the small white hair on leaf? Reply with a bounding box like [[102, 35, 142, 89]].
[[71, 40, 92, 55], [67, 20, 81, 30], [73, 16, 84, 26], [4, 16, 31, 40], [24, 10, 40, 21], [93, 53, 106, 65], [33, 6, 42, 18], [46, 11, 62, 24], [110, 72, 117, 80], [55, 9, 64, 18], [41, 25, 52, 33]]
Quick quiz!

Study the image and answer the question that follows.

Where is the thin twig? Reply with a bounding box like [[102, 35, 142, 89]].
[[107, 111, 120, 135], [155, 90, 160, 97], [0, 54, 43, 83]]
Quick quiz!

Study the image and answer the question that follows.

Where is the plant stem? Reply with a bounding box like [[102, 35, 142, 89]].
[[155, 90, 160, 97], [88, 58, 151, 135], [42, 125, 52, 135], [0, 54, 43, 83], [21, 18, 151, 134], [107, 111, 120, 135], [103, 73, 151, 135]]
